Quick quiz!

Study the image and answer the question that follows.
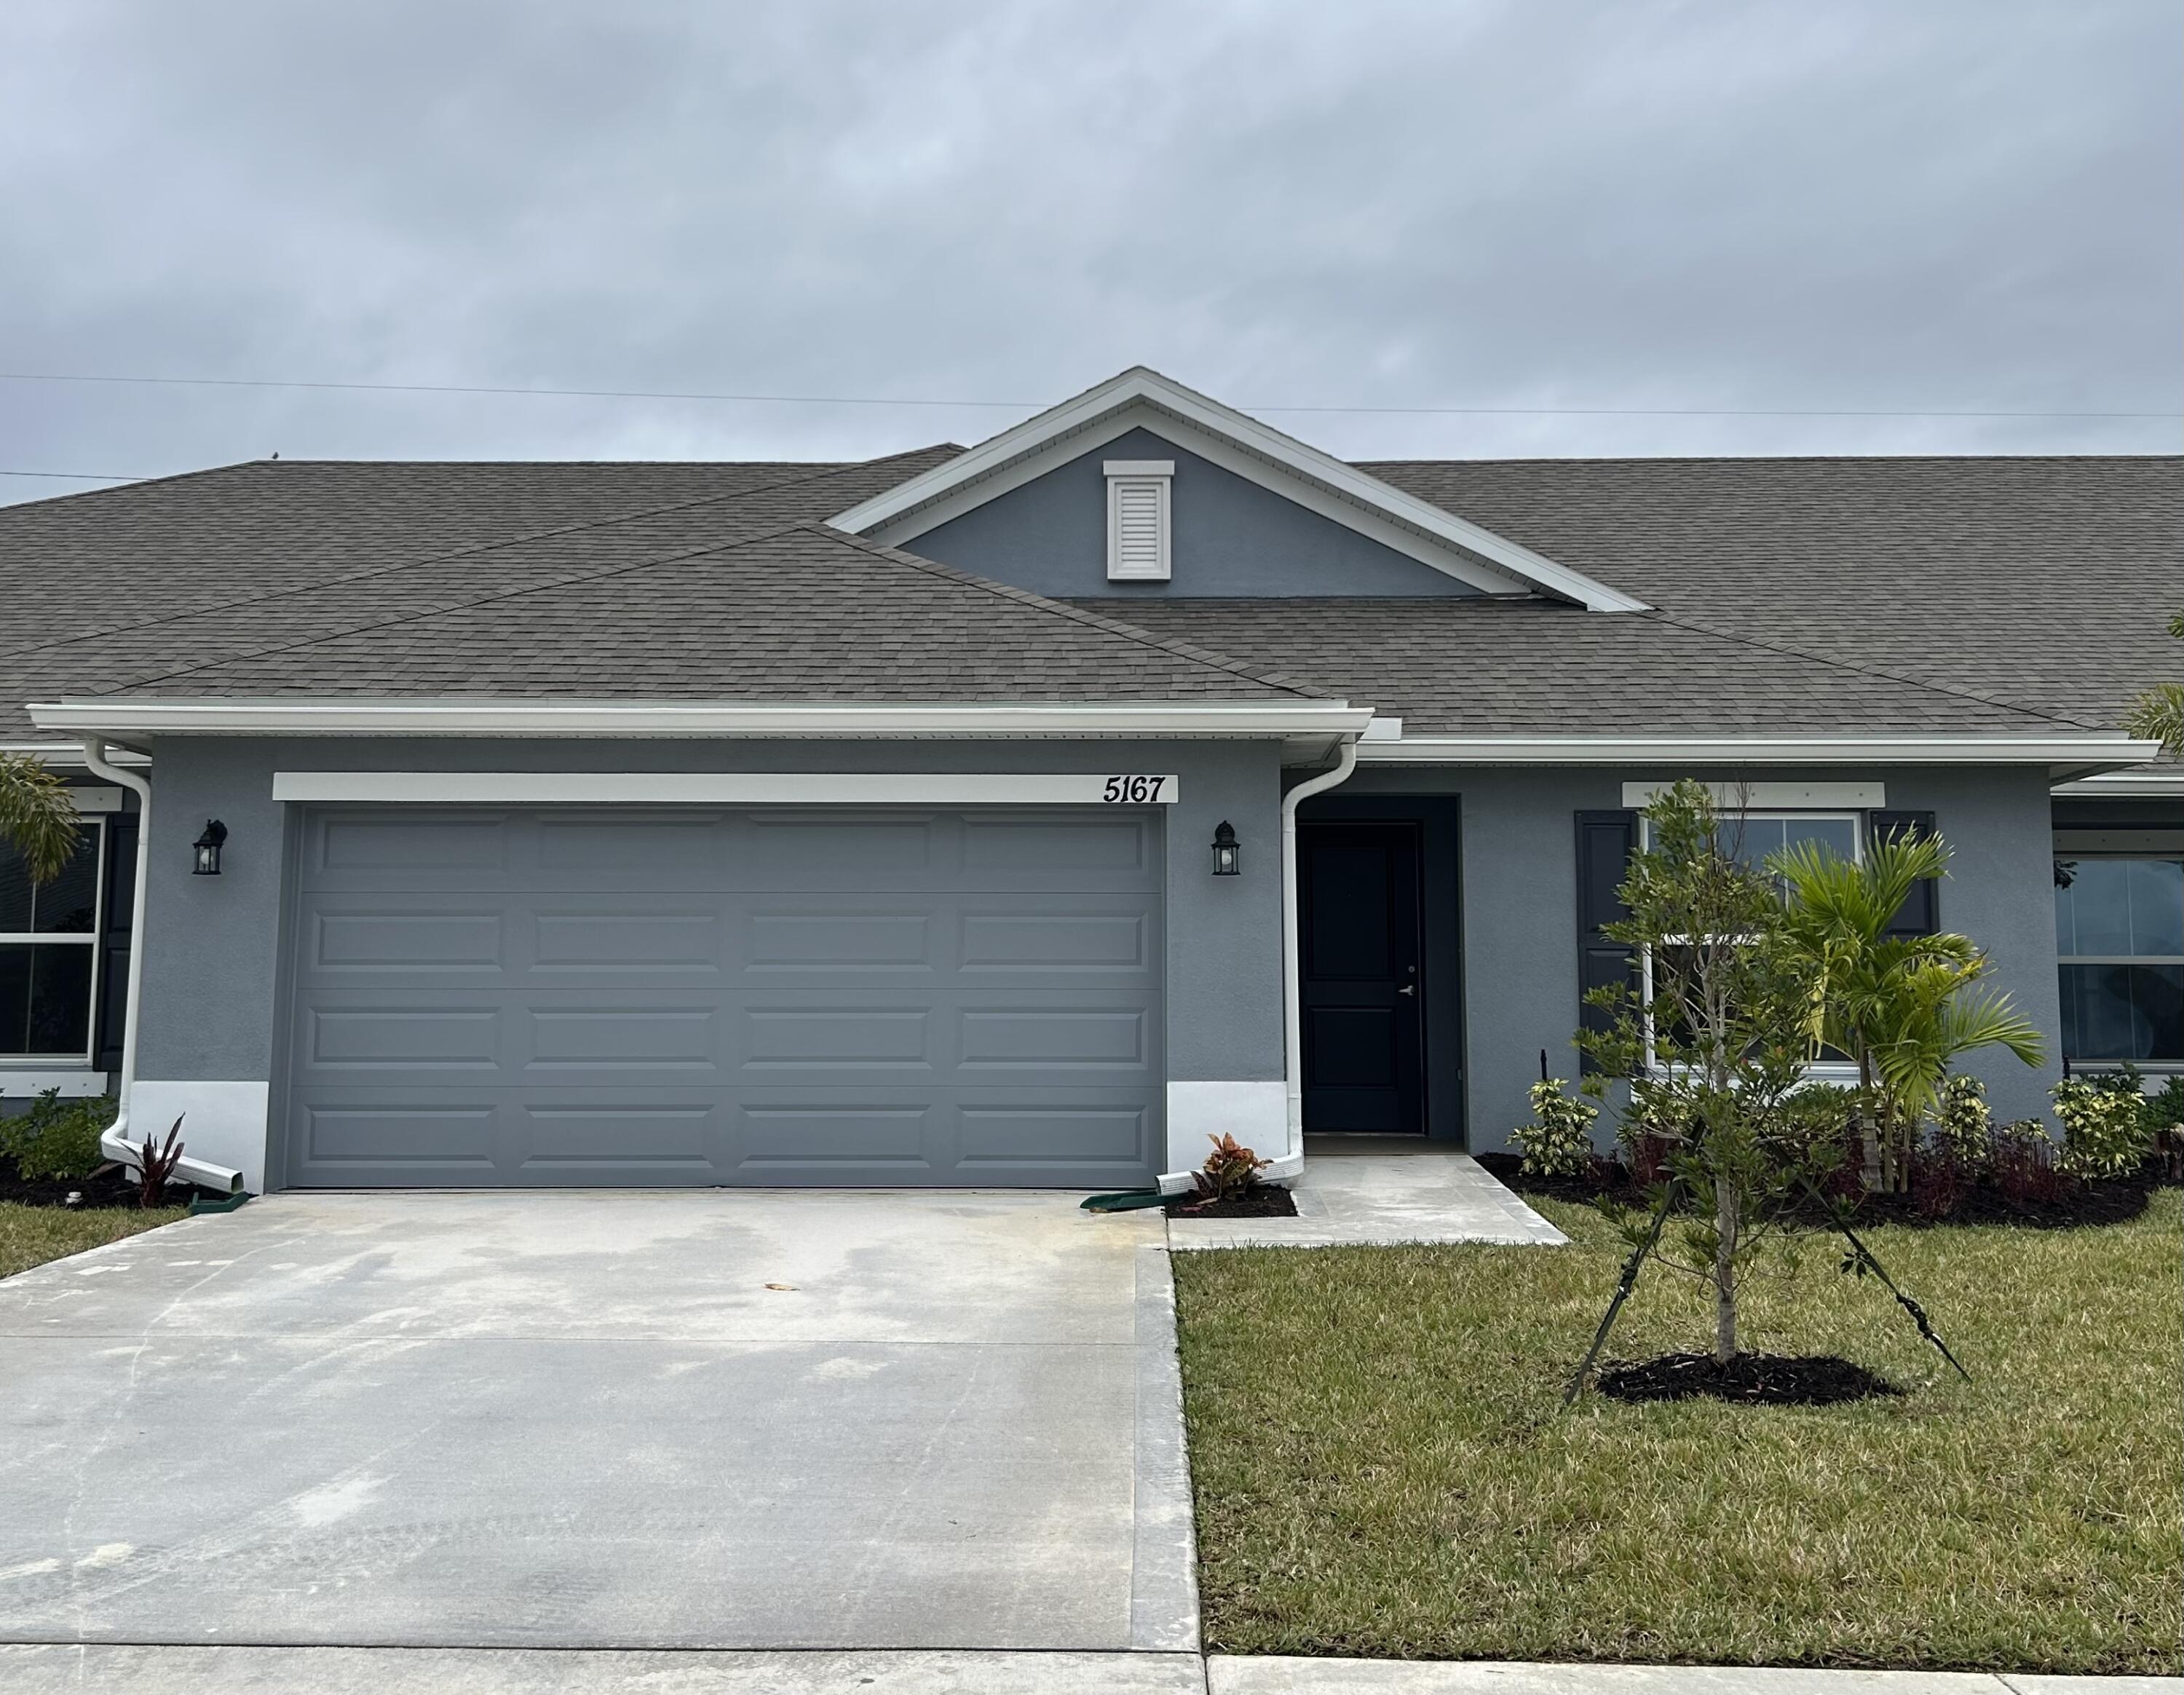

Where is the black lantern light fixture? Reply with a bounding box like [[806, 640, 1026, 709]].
[[192, 818, 229, 876], [1210, 819, 1241, 877]]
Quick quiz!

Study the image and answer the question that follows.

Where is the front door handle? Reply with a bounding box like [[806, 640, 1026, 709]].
[[1398, 984, 1415, 997]]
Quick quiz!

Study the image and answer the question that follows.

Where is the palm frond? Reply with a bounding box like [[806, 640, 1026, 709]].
[[0, 754, 81, 885]]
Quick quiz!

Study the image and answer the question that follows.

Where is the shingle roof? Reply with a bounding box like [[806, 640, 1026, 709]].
[[1062, 598, 2073, 735], [0, 453, 1318, 732], [1361, 455, 2181, 734], [3, 447, 2175, 743]]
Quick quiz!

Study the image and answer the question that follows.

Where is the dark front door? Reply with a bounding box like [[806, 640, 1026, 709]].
[[1299, 820, 1425, 1134]]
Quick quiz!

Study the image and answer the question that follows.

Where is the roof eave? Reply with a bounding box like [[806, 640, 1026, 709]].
[[1356, 732, 2164, 778]]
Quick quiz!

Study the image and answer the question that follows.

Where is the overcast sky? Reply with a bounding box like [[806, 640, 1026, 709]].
[[1, 0, 2177, 505]]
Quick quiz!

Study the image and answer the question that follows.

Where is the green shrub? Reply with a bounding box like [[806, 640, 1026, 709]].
[[0, 1089, 118, 1181], [2052, 1074, 2153, 1181], [1513, 1079, 1598, 1178], [1930, 1074, 1993, 1172]]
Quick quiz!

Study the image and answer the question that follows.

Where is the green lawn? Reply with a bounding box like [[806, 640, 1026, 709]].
[[0, 1202, 186, 1280], [1171, 1190, 2182, 1675]]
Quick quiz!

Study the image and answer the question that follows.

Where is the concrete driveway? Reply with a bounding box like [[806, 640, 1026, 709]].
[[0, 1191, 1194, 1653]]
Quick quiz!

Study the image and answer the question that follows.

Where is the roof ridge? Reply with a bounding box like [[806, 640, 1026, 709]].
[[802, 523, 1330, 700], [0, 447, 954, 665]]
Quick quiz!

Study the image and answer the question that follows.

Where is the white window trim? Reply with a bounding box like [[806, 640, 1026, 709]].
[[0, 817, 106, 1067], [1104, 462, 1172, 582]]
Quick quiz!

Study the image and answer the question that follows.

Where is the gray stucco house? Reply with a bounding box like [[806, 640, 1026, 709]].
[[2, 368, 2176, 1194]]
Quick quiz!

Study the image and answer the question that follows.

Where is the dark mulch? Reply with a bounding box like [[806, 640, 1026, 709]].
[[1477, 1148, 2167, 1230], [0, 1154, 200, 1212], [1166, 1184, 1299, 1219], [1597, 1351, 1907, 1407]]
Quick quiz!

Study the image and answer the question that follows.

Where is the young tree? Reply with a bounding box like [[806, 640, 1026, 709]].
[[2124, 611, 2183, 756], [0, 752, 79, 885], [1773, 830, 2043, 1190], [1579, 780, 1829, 1365]]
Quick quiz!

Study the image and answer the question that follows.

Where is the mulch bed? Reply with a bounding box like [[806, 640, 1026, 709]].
[[0, 1153, 202, 1212], [1476, 1149, 2166, 1230], [1166, 1185, 1299, 1219], [1597, 1350, 1906, 1407]]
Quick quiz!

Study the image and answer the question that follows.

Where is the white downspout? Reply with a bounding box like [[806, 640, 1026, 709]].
[[1270, 738, 1359, 1177], [79, 738, 244, 1196]]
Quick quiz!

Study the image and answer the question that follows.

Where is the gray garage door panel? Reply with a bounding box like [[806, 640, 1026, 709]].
[[281, 808, 1164, 1188]]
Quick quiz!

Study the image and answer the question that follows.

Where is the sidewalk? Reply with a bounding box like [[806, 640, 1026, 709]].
[[0, 1647, 2171, 1693]]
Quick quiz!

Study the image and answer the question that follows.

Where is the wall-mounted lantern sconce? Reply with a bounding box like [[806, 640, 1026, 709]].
[[193, 818, 228, 876], [1210, 820, 1241, 877]]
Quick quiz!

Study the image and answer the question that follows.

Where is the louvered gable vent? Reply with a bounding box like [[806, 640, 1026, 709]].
[[1104, 459, 1172, 581]]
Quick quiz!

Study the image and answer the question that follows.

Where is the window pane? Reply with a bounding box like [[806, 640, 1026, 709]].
[[2127, 858, 2184, 957], [32, 837, 98, 933], [2061, 963, 2184, 1061], [0, 847, 28, 934], [2065, 860, 2134, 956], [1784, 817, 1859, 861], [25, 945, 93, 1056], [0, 945, 25, 1053]]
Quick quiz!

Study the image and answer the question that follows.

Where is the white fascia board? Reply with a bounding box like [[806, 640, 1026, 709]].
[[0, 740, 150, 767], [31, 698, 1373, 740], [2052, 767, 2184, 797], [1357, 732, 2166, 770], [826, 366, 1649, 612], [274, 771, 1184, 805]]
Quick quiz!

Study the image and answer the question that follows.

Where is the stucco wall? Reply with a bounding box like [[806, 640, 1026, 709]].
[[132, 735, 1289, 1187], [1344, 763, 2068, 1153], [906, 424, 1479, 599]]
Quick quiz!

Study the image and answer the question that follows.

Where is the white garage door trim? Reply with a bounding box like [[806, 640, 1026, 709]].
[[273, 772, 1182, 805]]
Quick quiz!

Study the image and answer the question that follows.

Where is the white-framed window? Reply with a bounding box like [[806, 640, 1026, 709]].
[[2054, 846, 2184, 1064], [1637, 810, 1863, 1078], [0, 821, 106, 1062], [1104, 459, 1172, 581]]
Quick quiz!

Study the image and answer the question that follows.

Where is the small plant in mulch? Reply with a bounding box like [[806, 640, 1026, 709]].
[[0, 1094, 202, 1212], [1165, 1134, 1298, 1220], [1596, 1351, 1906, 1407]]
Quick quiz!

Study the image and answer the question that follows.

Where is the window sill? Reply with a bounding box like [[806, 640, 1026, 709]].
[[0, 1067, 111, 1099]]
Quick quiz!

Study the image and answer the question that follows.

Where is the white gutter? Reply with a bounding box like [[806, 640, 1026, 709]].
[[31, 698, 1374, 741], [76, 739, 243, 1196], [2052, 767, 2184, 798], [1356, 732, 2163, 774], [1272, 740, 1361, 1174]]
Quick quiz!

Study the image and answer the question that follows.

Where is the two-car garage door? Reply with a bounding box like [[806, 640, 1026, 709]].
[[280, 806, 1163, 1189]]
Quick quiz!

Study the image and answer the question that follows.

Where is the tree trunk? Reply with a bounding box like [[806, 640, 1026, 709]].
[[1713, 1182, 1740, 1364]]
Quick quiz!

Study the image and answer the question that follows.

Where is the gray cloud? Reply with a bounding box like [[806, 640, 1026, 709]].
[[1, 0, 2175, 503]]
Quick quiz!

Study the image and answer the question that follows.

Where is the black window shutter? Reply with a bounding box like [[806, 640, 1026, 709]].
[[1575, 810, 1639, 1075], [1867, 810, 1938, 938], [93, 818, 137, 1074]]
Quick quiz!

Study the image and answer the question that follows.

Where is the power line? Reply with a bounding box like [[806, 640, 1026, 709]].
[[0, 468, 151, 481], [0, 368, 2175, 422]]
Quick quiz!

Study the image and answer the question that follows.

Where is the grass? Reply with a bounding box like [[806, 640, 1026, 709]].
[[0, 1201, 186, 1279], [1171, 1189, 2183, 1675]]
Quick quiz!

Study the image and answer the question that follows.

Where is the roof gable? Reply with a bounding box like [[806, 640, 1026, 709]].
[[827, 368, 1650, 612]]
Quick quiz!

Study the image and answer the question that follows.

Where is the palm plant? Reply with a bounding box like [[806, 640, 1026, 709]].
[[0, 752, 80, 885], [1774, 829, 2043, 1189], [2122, 610, 2183, 756]]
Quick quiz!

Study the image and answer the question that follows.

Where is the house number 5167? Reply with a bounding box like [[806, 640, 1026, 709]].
[[1101, 776, 1169, 803]]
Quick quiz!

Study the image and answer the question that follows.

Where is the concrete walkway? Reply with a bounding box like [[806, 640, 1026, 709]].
[[0, 1646, 2168, 1693], [0, 1191, 1195, 1652], [1167, 1139, 1567, 1249]]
